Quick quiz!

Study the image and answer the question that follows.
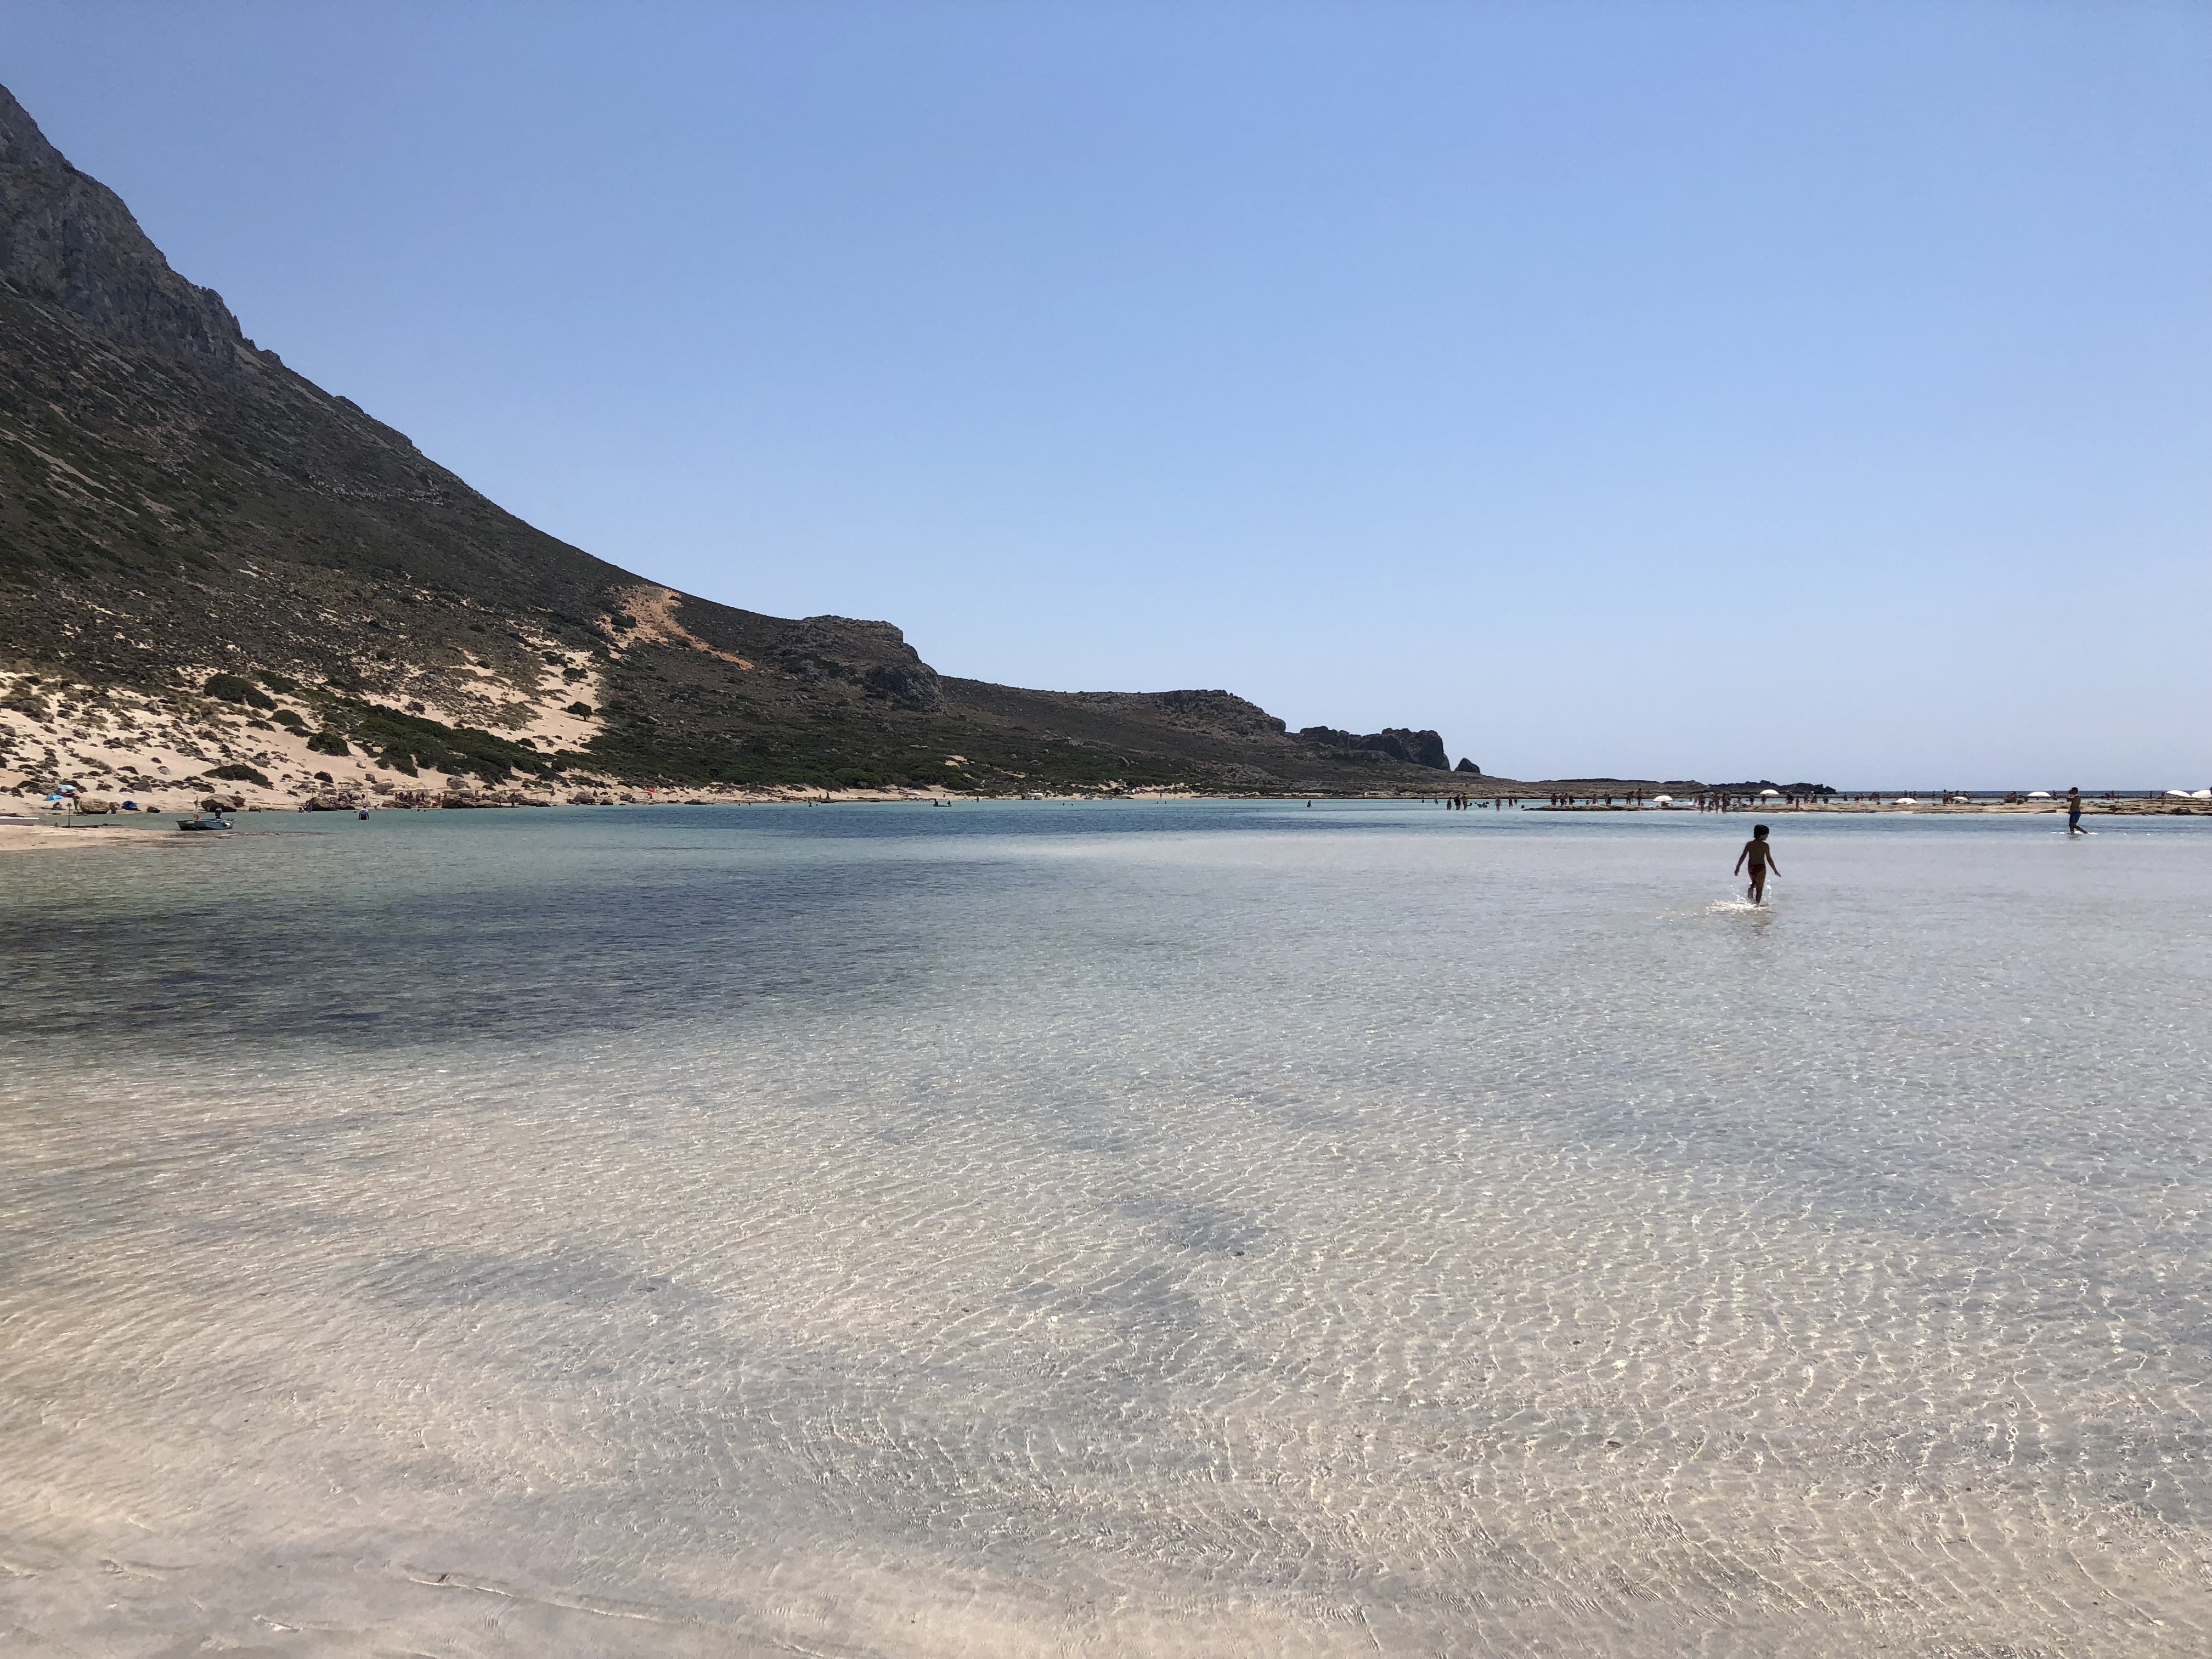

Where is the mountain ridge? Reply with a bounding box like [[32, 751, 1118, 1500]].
[[0, 82, 1491, 802]]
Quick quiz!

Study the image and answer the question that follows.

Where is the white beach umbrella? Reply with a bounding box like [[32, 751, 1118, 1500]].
[[1759, 788, 1781, 797], [1894, 797, 1918, 805], [2026, 791, 2051, 799], [2166, 789, 2192, 798], [2193, 789, 2211, 800], [1652, 794, 1671, 805]]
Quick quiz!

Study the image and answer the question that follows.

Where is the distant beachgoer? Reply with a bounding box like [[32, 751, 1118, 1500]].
[[2067, 786, 2084, 836], [1733, 824, 1779, 904]]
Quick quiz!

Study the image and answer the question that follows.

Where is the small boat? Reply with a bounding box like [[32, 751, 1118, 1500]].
[[176, 812, 232, 832]]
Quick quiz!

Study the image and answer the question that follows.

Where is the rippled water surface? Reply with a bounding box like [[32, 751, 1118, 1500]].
[[4, 801, 2209, 1656]]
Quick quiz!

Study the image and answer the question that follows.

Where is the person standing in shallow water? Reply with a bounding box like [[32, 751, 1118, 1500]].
[[2067, 786, 2085, 835], [1734, 823, 1779, 904]]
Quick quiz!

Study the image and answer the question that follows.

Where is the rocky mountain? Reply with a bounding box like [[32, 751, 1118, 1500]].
[[0, 84, 1476, 803], [1294, 726, 1452, 770]]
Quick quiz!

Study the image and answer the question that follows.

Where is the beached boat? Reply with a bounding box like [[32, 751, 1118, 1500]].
[[175, 812, 232, 831]]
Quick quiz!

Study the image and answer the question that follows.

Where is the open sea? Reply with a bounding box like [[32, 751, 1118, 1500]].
[[3, 799, 2208, 1657]]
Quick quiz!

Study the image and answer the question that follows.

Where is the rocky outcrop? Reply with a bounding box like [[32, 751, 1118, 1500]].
[[0, 86, 257, 375], [772, 617, 946, 713], [1295, 726, 1449, 770], [1454, 757, 1481, 774]]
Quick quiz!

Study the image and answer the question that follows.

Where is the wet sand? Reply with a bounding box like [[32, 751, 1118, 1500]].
[[0, 820, 184, 851]]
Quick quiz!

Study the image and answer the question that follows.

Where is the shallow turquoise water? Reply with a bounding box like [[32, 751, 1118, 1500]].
[[3, 802, 2209, 1655]]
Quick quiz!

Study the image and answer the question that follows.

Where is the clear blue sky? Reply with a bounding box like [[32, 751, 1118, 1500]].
[[8, 1, 2207, 785]]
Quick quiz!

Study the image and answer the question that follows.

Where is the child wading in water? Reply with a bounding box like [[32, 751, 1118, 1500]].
[[1733, 823, 1779, 904]]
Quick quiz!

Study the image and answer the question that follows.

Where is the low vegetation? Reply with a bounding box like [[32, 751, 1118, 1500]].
[[202, 673, 275, 710], [321, 698, 571, 786]]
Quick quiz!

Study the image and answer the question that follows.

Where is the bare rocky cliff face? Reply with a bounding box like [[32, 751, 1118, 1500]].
[[0, 91, 255, 376], [0, 83, 1472, 797], [1295, 725, 1450, 770]]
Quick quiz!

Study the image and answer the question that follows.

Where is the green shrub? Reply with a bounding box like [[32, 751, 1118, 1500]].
[[204, 673, 275, 710], [207, 763, 271, 787], [566, 701, 593, 717], [256, 670, 301, 695], [336, 701, 559, 785], [272, 709, 306, 730], [307, 731, 352, 757]]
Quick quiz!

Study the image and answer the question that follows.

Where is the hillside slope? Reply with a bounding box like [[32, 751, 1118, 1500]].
[[0, 84, 1475, 800]]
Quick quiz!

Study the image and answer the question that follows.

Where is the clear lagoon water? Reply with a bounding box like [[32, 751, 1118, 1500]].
[[3, 800, 2209, 1656]]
